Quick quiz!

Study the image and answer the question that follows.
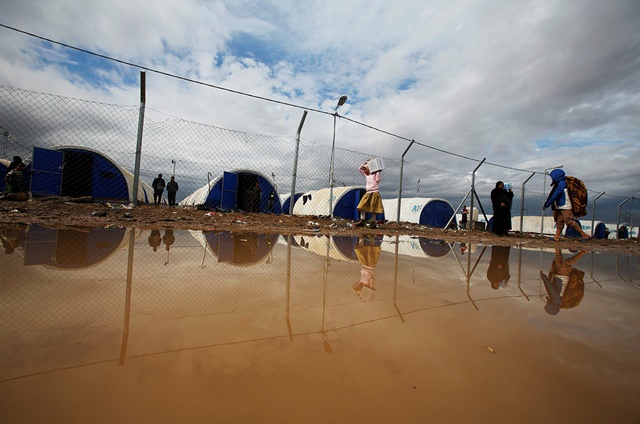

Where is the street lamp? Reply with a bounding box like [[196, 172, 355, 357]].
[[540, 164, 563, 235], [328, 95, 348, 218]]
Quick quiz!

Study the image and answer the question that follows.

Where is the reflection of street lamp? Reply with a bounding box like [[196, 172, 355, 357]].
[[541, 165, 563, 235], [328, 95, 348, 218]]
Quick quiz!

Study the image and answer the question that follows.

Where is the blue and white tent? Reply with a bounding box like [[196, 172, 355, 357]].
[[26, 146, 154, 203], [180, 169, 281, 213], [382, 198, 456, 228], [292, 186, 366, 220]]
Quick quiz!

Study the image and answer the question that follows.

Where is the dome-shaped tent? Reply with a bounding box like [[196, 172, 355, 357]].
[[593, 222, 608, 239], [293, 186, 365, 220], [280, 192, 303, 214], [382, 198, 456, 229], [564, 219, 584, 238], [180, 169, 281, 213], [26, 146, 154, 202]]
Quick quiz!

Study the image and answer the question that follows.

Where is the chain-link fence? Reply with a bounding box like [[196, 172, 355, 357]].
[[0, 83, 638, 237]]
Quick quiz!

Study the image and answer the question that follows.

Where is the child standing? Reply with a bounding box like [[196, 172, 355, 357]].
[[356, 160, 384, 227]]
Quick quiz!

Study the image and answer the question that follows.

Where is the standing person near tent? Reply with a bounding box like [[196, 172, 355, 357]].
[[542, 169, 590, 242], [152, 173, 166, 206], [1, 163, 29, 201], [355, 159, 384, 228], [490, 181, 513, 236], [166, 176, 179, 207], [461, 205, 469, 229]]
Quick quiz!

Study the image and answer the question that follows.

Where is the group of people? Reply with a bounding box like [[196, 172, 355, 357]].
[[486, 168, 589, 241], [152, 173, 179, 207]]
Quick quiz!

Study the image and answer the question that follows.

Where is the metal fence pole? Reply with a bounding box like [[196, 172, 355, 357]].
[[590, 191, 605, 236], [289, 110, 308, 215], [617, 193, 639, 236], [396, 139, 415, 224], [131, 71, 146, 207], [469, 158, 486, 230], [519, 172, 536, 233]]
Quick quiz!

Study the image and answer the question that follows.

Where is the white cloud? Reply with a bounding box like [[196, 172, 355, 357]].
[[0, 0, 638, 202]]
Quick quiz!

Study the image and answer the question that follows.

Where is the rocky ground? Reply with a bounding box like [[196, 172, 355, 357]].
[[0, 197, 638, 255]]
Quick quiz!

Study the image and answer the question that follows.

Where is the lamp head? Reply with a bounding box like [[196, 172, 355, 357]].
[[335, 95, 348, 110]]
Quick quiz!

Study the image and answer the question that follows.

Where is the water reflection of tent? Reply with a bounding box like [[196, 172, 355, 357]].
[[293, 187, 365, 220], [180, 169, 282, 213], [290, 234, 360, 262], [22, 224, 129, 269], [382, 198, 456, 228], [380, 235, 451, 258], [27, 146, 154, 202], [201, 231, 279, 265]]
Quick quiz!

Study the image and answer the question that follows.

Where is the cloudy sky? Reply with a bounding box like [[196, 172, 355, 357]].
[[0, 0, 639, 211]]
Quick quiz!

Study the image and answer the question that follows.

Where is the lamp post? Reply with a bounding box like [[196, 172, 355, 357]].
[[328, 95, 348, 218], [540, 164, 563, 235]]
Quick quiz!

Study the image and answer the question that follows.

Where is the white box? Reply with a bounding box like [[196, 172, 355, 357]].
[[367, 157, 385, 173]]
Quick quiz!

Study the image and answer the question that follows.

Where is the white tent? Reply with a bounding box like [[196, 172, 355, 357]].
[[382, 197, 457, 228], [293, 186, 364, 220]]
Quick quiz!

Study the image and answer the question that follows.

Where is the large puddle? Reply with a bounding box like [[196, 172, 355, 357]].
[[1, 225, 639, 423]]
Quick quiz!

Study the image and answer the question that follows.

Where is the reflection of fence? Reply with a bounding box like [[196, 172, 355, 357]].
[[3, 227, 636, 336], [1, 84, 635, 226]]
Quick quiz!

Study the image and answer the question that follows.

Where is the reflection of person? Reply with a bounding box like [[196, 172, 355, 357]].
[[148, 229, 162, 252], [0, 224, 28, 254], [152, 174, 166, 206], [355, 160, 384, 228], [163, 229, 175, 251], [487, 246, 510, 289], [543, 169, 590, 242], [541, 249, 588, 315], [461, 206, 469, 229], [166, 176, 179, 207], [352, 235, 382, 300], [490, 181, 513, 236]]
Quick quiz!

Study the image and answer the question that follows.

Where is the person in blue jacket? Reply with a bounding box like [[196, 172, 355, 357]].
[[542, 169, 590, 242]]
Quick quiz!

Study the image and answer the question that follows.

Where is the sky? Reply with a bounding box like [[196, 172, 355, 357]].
[[0, 0, 639, 219]]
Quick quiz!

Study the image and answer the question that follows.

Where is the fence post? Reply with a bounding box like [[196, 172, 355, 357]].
[[617, 193, 639, 236], [396, 140, 415, 224], [132, 71, 146, 207], [469, 158, 486, 230], [289, 110, 308, 214], [519, 172, 536, 233], [590, 191, 605, 236]]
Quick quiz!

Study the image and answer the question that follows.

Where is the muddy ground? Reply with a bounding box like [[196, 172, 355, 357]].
[[0, 197, 638, 256]]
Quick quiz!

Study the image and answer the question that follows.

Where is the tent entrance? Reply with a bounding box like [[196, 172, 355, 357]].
[[61, 151, 93, 197], [237, 174, 261, 212]]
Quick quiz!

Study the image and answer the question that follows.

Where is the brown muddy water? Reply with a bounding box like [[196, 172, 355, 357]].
[[0, 225, 639, 423]]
